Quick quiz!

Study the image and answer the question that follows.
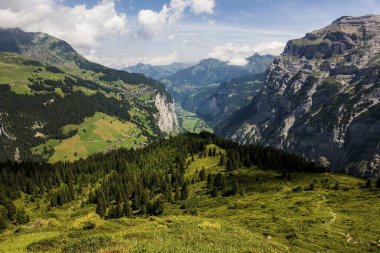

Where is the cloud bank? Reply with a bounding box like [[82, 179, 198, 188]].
[[0, 0, 127, 49], [209, 41, 286, 66], [138, 0, 215, 39]]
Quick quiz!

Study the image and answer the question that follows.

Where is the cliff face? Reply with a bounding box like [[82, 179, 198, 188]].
[[196, 74, 265, 126], [154, 93, 179, 134], [220, 15, 380, 177]]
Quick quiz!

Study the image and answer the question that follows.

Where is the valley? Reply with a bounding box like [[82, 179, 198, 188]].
[[0, 1, 379, 252]]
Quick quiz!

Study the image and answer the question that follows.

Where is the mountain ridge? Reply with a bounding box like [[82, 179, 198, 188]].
[[218, 15, 380, 177]]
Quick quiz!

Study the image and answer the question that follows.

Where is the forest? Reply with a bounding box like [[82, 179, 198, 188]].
[[0, 132, 322, 226]]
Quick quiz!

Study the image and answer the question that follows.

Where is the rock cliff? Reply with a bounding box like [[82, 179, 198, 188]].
[[219, 15, 380, 177]]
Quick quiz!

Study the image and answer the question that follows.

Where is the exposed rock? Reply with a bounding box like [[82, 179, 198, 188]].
[[154, 93, 179, 134], [219, 15, 380, 177]]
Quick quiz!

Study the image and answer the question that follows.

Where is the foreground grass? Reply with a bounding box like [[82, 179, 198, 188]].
[[0, 146, 379, 252]]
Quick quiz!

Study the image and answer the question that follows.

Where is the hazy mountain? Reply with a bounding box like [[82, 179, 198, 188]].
[[196, 74, 265, 126], [124, 62, 191, 80], [218, 15, 380, 177], [0, 28, 178, 162]]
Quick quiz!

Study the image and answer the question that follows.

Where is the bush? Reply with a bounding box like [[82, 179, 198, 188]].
[[82, 221, 96, 230], [292, 186, 303, 192]]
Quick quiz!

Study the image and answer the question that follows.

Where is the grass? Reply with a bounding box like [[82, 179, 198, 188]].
[[1, 145, 379, 252], [176, 104, 213, 133], [32, 112, 147, 163]]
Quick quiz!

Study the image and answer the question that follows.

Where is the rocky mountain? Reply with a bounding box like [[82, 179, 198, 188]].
[[196, 74, 265, 126], [124, 62, 191, 80], [162, 54, 275, 127], [163, 54, 275, 88], [0, 28, 178, 162], [218, 15, 380, 177]]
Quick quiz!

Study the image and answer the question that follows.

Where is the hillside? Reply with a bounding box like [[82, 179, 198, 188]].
[[0, 133, 379, 253], [0, 28, 178, 162], [218, 15, 380, 177]]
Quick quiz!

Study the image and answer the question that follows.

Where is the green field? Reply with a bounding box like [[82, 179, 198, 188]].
[[176, 104, 213, 133], [1, 144, 379, 253], [32, 112, 147, 162]]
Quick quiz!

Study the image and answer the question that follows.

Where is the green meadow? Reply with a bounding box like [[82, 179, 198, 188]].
[[32, 112, 147, 163], [1, 145, 379, 253]]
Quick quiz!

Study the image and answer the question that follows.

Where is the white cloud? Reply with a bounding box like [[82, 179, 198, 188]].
[[85, 50, 179, 67], [190, 0, 215, 14], [137, 0, 215, 39], [208, 41, 286, 66], [0, 0, 127, 49]]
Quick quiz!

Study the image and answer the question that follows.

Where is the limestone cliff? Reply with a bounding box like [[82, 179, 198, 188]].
[[219, 15, 380, 177], [154, 93, 179, 134]]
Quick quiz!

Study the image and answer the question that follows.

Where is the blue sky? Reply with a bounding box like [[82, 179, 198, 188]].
[[1, 0, 380, 66]]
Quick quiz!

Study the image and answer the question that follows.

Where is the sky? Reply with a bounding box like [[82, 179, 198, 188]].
[[0, 0, 379, 67]]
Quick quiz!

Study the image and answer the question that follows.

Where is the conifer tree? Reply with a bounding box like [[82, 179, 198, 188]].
[[181, 182, 189, 200], [96, 201, 106, 218]]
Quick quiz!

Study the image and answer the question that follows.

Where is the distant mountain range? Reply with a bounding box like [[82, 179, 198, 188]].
[[126, 54, 275, 132], [124, 62, 191, 80]]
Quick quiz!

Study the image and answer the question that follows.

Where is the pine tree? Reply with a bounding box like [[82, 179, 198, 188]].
[[96, 201, 106, 218], [219, 154, 225, 166], [174, 185, 181, 201], [226, 159, 233, 172], [232, 179, 240, 195], [16, 208, 29, 224], [199, 167, 206, 181], [0, 218, 6, 230], [123, 201, 133, 218], [212, 147, 216, 157], [211, 185, 218, 197], [208, 148, 213, 157], [181, 182, 189, 200], [214, 173, 226, 190]]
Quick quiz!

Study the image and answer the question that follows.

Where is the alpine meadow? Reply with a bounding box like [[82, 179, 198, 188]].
[[0, 1, 379, 253]]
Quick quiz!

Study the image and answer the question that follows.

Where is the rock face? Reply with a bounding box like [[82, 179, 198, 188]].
[[219, 15, 380, 177], [196, 74, 265, 126], [154, 93, 179, 134]]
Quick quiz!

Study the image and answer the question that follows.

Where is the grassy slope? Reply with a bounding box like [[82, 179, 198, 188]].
[[0, 52, 161, 162], [32, 112, 147, 163], [0, 145, 379, 253], [176, 103, 213, 133]]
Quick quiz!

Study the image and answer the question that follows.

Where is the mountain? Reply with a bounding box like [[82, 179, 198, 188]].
[[163, 58, 251, 88], [196, 74, 265, 126], [0, 28, 178, 162], [161, 54, 275, 129], [124, 62, 191, 80], [218, 15, 380, 177]]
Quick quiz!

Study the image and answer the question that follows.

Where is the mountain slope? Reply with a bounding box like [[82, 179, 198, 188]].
[[0, 133, 378, 253], [219, 15, 380, 177], [124, 62, 191, 80], [0, 28, 178, 162]]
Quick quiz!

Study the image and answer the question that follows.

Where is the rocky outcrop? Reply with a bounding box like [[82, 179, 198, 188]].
[[219, 15, 380, 177], [154, 93, 179, 134]]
